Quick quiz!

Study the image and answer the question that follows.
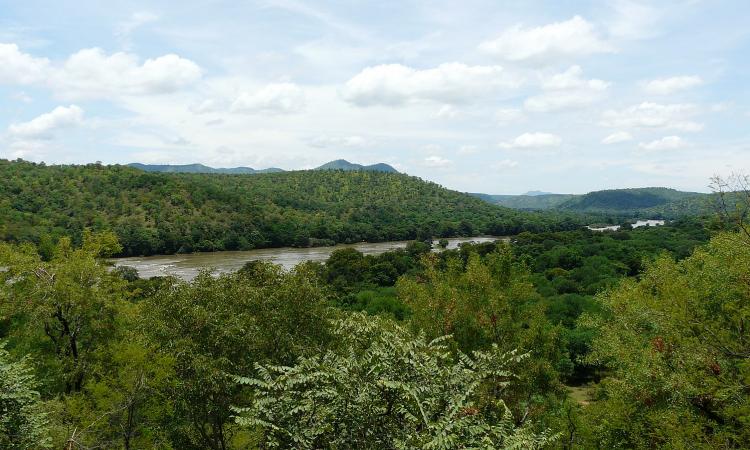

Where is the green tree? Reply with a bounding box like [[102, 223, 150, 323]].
[[234, 313, 558, 449], [397, 245, 570, 425], [144, 263, 331, 449], [579, 232, 750, 448], [0, 344, 51, 449], [0, 231, 124, 393]]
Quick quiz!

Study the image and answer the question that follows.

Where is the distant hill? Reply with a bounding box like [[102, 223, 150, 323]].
[[471, 193, 575, 210], [2, 159, 582, 257], [128, 163, 283, 174], [558, 188, 704, 212], [128, 159, 398, 174], [474, 187, 714, 218], [314, 159, 398, 173]]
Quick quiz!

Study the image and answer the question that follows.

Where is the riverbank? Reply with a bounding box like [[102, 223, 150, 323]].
[[111, 236, 506, 280]]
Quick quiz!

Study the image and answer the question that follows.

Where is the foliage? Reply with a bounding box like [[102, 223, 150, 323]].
[[234, 313, 558, 449], [336, 286, 409, 320], [476, 187, 717, 218], [579, 232, 750, 448], [1, 177, 740, 449], [0, 159, 583, 256], [324, 244, 429, 294], [143, 263, 331, 449], [397, 245, 571, 425], [474, 193, 576, 210], [0, 344, 51, 449], [0, 231, 124, 393], [510, 219, 710, 381]]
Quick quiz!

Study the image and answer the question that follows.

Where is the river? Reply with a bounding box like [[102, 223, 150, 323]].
[[111, 236, 504, 281]]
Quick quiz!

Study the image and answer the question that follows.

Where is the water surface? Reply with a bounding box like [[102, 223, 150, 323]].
[[587, 219, 666, 232], [112, 236, 503, 280]]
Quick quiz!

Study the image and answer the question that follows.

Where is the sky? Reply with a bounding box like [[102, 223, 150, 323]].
[[0, 0, 748, 194]]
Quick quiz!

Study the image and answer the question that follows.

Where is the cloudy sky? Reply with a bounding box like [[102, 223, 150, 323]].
[[1, 0, 748, 194]]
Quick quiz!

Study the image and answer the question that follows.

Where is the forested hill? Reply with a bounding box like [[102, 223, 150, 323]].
[[0, 160, 579, 256], [559, 187, 704, 211], [475, 187, 712, 217], [127, 159, 398, 174], [314, 159, 398, 173], [128, 163, 284, 174], [471, 192, 575, 210]]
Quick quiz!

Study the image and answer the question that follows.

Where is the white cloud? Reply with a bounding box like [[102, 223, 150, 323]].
[[309, 135, 368, 148], [423, 155, 452, 167], [435, 104, 459, 118], [8, 105, 84, 139], [606, 0, 662, 40], [500, 132, 562, 149], [0, 43, 49, 84], [115, 11, 159, 49], [524, 91, 597, 112], [0, 44, 201, 100], [495, 108, 524, 123], [5, 139, 47, 161], [190, 98, 223, 114], [342, 62, 522, 106], [479, 16, 614, 63], [601, 102, 703, 132], [231, 82, 306, 114], [493, 159, 519, 169], [52, 49, 202, 100], [539, 65, 609, 91], [420, 144, 443, 154], [638, 135, 687, 151], [602, 131, 633, 144], [525, 65, 609, 112], [457, 145, 478, 155], [642, 75, 703, 95]]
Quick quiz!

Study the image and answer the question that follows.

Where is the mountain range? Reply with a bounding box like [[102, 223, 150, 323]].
[[472, 187, 714, 218], [129, 161, 713, 218], [128, 159, 398, 174]]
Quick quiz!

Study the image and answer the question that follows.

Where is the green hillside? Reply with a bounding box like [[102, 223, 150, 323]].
[[558, 187, 704, 211], [471, 193, 575, 210], [0, 160, 580, 256], [128, 159, 398, 174], [127, 163, 284, 174], [476, 187, 714, 218], [314, 159, 398, 173]]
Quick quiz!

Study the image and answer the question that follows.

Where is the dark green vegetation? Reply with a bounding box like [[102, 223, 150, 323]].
[[128, 158, 397, 174], [476, 187, 715, 218], [2, 162, 749, 448], [313, 158, 398, 173], [4, 217, 749, 448], [472, 192, 575, 210], [0, 159, 585, 257]]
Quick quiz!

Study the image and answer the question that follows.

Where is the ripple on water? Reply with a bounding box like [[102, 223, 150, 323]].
[[111, 236, 505, 281]]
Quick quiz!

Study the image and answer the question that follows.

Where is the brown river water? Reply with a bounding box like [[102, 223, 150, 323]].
[[111, 236, 504, 281]]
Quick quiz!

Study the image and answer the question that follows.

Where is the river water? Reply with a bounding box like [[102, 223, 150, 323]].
[[112, 236, 504, 280]]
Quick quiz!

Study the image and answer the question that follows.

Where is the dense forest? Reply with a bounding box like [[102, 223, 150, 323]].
[[476, 187, 716, 218], [127, 158, 397, 174], [2, 159, 749, 448], [3, 212, 749, 448], [0, 159, 587, 257]]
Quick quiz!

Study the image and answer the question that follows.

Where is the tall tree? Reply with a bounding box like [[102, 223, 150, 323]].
[[0, 231, 123, 393], [580, 232, 750, 448], [0, 344, 51, 449], [235, 313, 558, 449], [144, 263, 331, 449]]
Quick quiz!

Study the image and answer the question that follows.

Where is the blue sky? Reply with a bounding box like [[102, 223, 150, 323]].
[[1, 0, 748, 194]]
